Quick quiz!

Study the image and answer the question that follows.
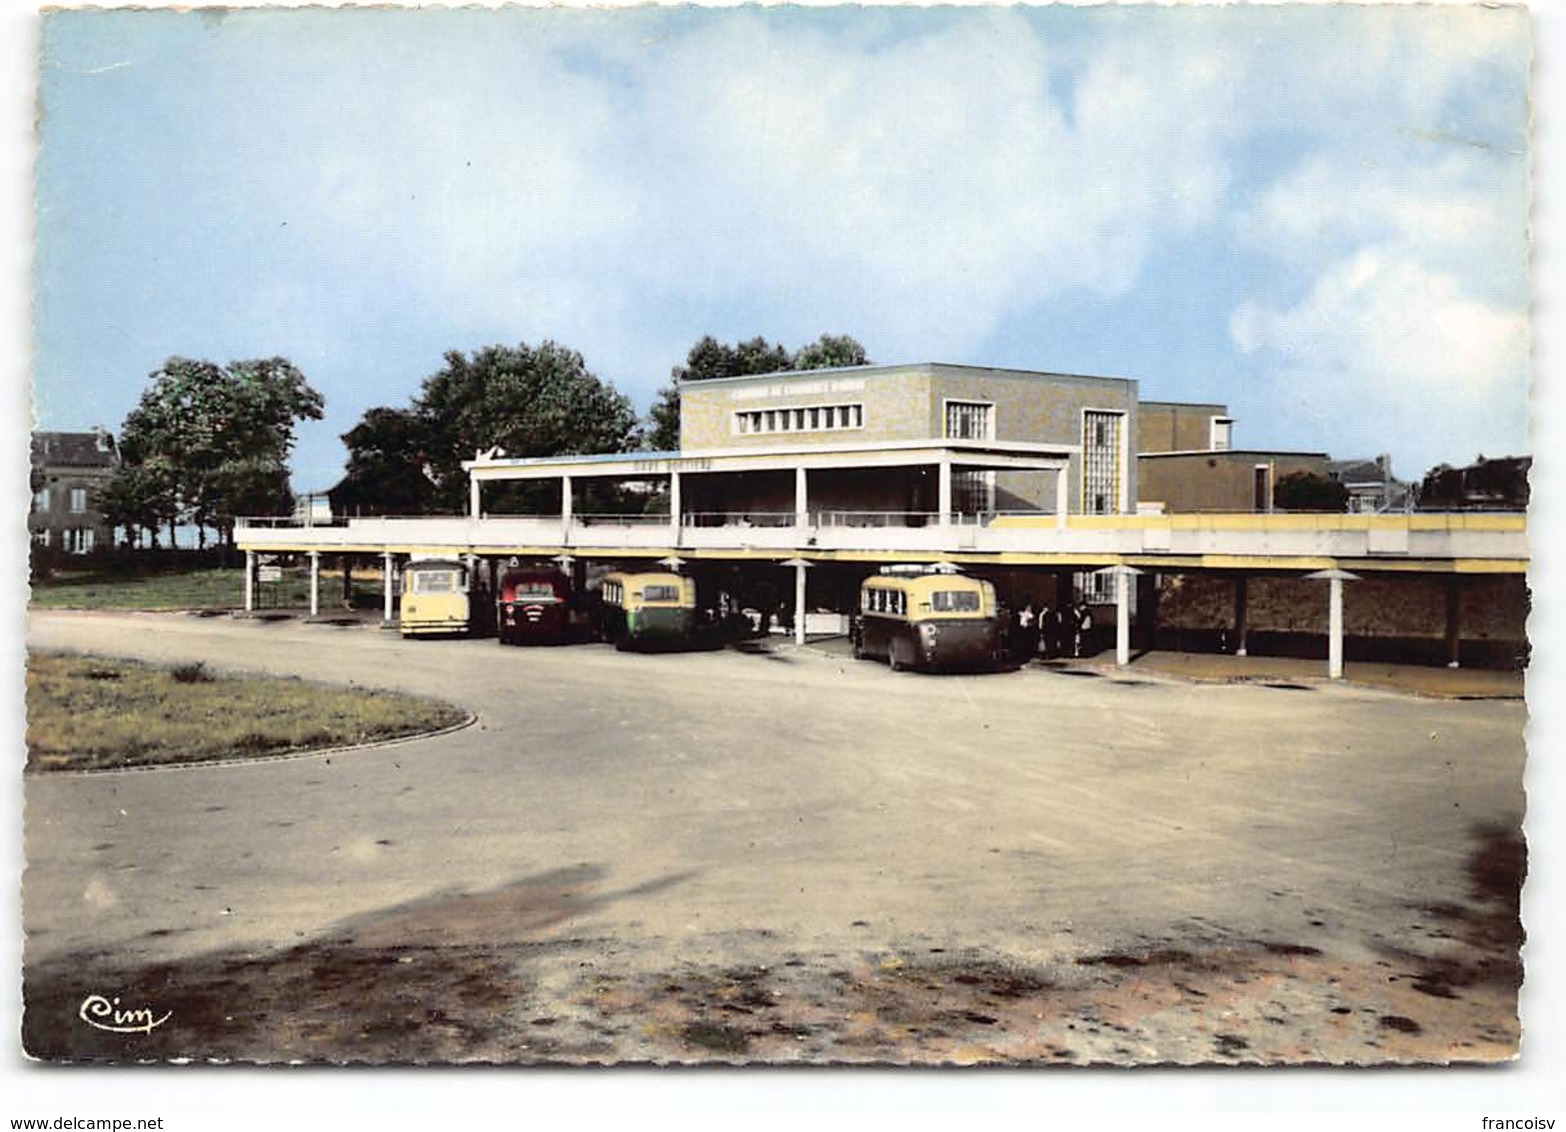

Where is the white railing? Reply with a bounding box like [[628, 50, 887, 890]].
[[235, 510, 1528, 563]]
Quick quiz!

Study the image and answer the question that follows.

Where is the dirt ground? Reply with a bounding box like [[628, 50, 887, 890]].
[[21, 611, 1528, 1066]]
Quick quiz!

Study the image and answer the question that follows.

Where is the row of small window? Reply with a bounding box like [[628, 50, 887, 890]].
[[34, 527, 96, 553], [33, 487, 89, 513], [734, 404, 864, 435]]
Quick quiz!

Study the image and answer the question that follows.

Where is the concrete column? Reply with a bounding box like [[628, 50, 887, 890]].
[[669, 471, 682, 537], [1234, 574, 1250, 657], [1055, 465, 1069, 531], [794, 560, 808, 646], [341, 558, 353, 608], [561, 474, 573, 526], [937, 459, 952, 527], [1136, 571, 1159, 652], [1116, 568, 1132, 667], [1445, 576, 1462, 668], [308, 551, 320, 618], [1328, 574, 1345, 679], [244, 550, 255, 613], [470, 476, 482, 519], [383, 552, 396, 623], [795, 466, 809, 529]]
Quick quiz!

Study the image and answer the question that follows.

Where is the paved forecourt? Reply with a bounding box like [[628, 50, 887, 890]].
[[23, 612, 1524, 982]]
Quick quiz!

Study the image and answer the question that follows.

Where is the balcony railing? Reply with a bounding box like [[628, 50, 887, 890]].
[[234, 509, 1528, 564]]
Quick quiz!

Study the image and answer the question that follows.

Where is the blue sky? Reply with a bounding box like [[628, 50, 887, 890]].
[[32, 3, 1533, 494]]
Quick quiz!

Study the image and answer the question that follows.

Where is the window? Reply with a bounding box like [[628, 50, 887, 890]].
[[863, 587, 906, 616], [642, 584, 680, 602], [411, 569, 460, 595], [1082, 410, 1125, 515], [1211, 417, 1234, 451], [69, 488, 87, 513], [33, 488, 50, 512], [734, 403, 864, 436], [952, 470, 994, 516], [944, 401, 993, 440], [931, 590, 980, 612]]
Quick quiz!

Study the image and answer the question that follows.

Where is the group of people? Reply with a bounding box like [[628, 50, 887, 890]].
[[1010, 599, 1095, 661]]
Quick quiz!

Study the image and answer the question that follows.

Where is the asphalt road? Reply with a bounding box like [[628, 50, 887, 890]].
[[22, 610, 1528, 1064]]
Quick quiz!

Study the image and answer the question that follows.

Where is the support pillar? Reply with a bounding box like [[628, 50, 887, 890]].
[[244, 550, 255, 613], [383, 552, 396, 623], [308, 551, 320, 618], [1234, 574, 1250, 657], [795, 561, 808, 646], [1328, 575, 1345, 679], [341, 557, 353, 609], [470, 476, 482, 519], [1116, 569, 1132, 667], [1136, 571, 1159, 652], [1306, 568, 1359, 680], [795, 466, 809, 530], [1055, 464, 1069, 531], [1445, 576, 1462, 668], [561, 474, 573, 526], [937, 459, 952, 527], [669, 471, 682, 539]]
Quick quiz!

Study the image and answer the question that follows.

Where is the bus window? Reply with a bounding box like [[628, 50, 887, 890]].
[[412, 569, 459, 595], [642, 584, 680, 602], [932, 590, 981, 612]]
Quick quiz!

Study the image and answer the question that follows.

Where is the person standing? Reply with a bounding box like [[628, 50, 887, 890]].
[[1018, 603, 1038, 660], [1074, 600, 1094, 658]]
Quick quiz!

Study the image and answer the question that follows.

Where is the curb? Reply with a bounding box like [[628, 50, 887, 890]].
[[25, 712, 480, 778]]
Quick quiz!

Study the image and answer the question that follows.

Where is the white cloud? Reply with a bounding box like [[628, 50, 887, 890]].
[[1231, 249, 1530, 472]]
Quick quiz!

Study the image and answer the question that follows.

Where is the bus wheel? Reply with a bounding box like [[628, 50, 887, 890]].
[[888, 644, 905, 672]]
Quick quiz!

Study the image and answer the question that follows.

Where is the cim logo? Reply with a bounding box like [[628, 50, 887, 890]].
[[77, 994, 171, 1035]]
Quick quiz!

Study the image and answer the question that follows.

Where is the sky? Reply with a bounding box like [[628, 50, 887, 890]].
[[31, 4, 1534, 495]]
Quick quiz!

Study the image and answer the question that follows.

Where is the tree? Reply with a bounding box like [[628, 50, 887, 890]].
[[1417, 455, 1531, 511], [1273, 470, 1350, 513], [336, 341, 641, 515], [647, 333, 871, 450], [108, 357, 324, 548], [329, 408, 440, 517]]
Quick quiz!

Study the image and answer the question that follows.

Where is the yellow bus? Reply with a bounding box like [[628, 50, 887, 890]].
[[598, 571, 698, 650], [399, 558, 471, 638], [852, 567, 1003, 672]]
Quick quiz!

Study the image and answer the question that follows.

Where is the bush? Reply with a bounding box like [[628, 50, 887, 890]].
[[170, 661, 213, 684], [1273, 471, 1349, 513]]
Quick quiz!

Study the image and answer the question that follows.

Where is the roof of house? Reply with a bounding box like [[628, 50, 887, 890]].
[[31, 430, 118, 469]]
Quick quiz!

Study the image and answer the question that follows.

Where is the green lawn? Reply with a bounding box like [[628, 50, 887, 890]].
[[29, 566, 383, 612], [26, 651, 468, 771]]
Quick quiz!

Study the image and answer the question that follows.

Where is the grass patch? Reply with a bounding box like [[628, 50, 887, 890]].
[[29, 566, 384, 613], [26, 651, 468, 772]]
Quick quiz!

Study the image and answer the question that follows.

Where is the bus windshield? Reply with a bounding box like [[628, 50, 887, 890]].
[[641, 585, 681, 603], [411, 570, 461, 595], [514, 583, 559, 600], [930, 590, 980, 612]]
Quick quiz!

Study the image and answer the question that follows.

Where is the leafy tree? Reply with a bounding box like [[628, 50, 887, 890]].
[[1272, 470, 1350, 513], [647, 333, 871, 450], [792, 333, 870, 371], [1417, 455, 1531, 511], [336, 341, 640, 515], [109, 357, 323, 547], [329, 408, 440, 517], [99, 459, 179, 549]]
